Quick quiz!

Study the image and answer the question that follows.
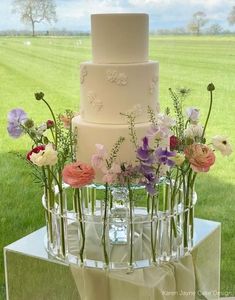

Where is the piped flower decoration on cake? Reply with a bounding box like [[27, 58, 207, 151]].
[[62, 161, 95, 188], [126, 104, 145, 118], [149, 75, 158, 94], [80, 65, 88, 84], [106, 70, 128, 86], [87, 91, 104, 111]]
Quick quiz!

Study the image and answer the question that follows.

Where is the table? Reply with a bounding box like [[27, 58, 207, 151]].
[[4, 218, 220, 300]]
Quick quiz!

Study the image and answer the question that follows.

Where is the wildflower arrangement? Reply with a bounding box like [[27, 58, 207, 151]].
[[7, 83, 232, 267]]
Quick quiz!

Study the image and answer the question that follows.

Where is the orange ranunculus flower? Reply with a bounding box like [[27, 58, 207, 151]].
[[62, 162, 95, 188], [184, 144, 215, 173]]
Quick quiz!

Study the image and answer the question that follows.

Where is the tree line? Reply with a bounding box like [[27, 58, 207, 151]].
[[8, 0, 235, 36]]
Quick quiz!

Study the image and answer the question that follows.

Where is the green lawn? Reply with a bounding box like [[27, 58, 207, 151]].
[[0, 35, 235, 298]]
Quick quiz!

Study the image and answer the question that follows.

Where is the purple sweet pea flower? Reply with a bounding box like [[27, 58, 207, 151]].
[[144, 173, 158, 195], [7, 108, 28, 138], [155, 148, 176, 167], [137, 137, 155, 164]]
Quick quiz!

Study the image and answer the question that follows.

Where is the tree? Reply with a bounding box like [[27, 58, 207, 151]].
[[12, 0, 57, 36], [228, 6, 235, 26], [207, 23, 223, 35], [188, 11, 208, 35]]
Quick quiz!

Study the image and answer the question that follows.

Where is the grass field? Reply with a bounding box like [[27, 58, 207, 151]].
[[0, 35, 235, 298]]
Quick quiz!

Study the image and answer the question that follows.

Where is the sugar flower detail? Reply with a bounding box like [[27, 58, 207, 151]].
[[106, 70, 128, 86], [29, 144, 58, 167], [91, 144, 108, 169], [186, 107, 200, 123], [211, 136, 233, 156], [62, 162, 95, 188], [184, 124, 203, 140], [80, 65, 88, 84], [7, 108, 28, 138], [184, 144, 215, 172]]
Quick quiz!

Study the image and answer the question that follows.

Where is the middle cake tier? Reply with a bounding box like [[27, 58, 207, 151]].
[[80, 61, 159, 124], [73, 116, 152, 181]]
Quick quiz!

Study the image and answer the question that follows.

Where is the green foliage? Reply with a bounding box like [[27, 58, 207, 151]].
[[0, 35, 235, 297]]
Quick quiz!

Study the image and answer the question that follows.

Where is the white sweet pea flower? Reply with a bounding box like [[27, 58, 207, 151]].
[[186, 107, 200, 123], [36, 123, 47, 136], [157, 113, 176, 128], [91, 144, 108, 169], [102, 163, 121, 184], [30, 144, 58, 166], [184, 124, 203, 139], [169, 153, 185, 166], [212, 136, 232, 156]]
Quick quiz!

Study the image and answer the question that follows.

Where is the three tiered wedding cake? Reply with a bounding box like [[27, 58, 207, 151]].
[[73, 13, 159, 180]]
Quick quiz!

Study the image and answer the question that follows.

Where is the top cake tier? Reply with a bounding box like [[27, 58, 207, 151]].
[[91, 13, 149, 64]]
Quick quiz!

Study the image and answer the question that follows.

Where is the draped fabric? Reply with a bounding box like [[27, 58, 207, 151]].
[[69, 219, 220, 300]]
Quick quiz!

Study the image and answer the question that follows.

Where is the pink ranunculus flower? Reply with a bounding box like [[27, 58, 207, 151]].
[[62, 162, 95, 188], [91, 144, 108, 169], [184, 144, 215, 173]]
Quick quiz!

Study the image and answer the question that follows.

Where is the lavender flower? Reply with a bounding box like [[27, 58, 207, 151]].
[[7, 108, 28, 138], [155, 148, 176, 167]]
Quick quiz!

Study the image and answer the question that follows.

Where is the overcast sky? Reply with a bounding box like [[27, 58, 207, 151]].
[[0, 0, 235, 31]]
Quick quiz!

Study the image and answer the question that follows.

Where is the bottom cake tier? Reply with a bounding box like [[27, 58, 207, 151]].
[[73, 116, 150, 182]]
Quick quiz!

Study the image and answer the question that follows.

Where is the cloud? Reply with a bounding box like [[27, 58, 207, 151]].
[[0, 0, 234, 31]]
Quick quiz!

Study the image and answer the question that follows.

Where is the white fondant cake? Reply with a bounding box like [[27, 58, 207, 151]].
[[73, 13, 159, 180], [91, 13, 149, 63]]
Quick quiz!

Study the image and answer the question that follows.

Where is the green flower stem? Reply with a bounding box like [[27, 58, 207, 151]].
[[75, 188, 85, 263], [147, 193, 150, 214], [184, 169, 193, 248], [189, 173, 197, 239], [42, 97, 58, 148], [58, 173, 66, 257], [150, 195, 156, 262], [164, 182, 169, 211], [102, 183, 109, 266], [91, 187, 96, 214], [170, 170, 179, 239], [46, 166, 55, 244], [50, 128, 56, 145], [42, 167, 53, 244], [69, 122, 74, 162], [202, 87, 214, 140], [127, 180, 134, 266], [73, 189, 78, 212]]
